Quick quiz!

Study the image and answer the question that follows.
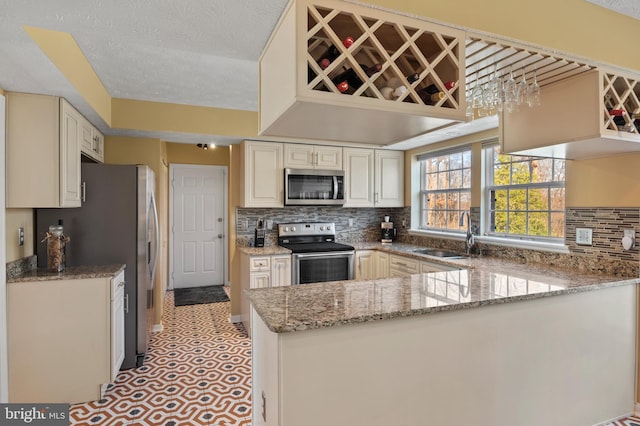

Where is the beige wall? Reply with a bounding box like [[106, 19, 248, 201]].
[[5, 209, 34, 263], [165, 143, 230, 166]]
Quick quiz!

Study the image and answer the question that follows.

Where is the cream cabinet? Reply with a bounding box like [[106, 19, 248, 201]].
[[388, 254, 420, 277], [111, 270, 126, 382], [80, 117, 104, 163], [376, 251, 390, 278], [7, 269, 125, 404], [344, 148, 404, 207], [421, 260, 458, 273], [241, 140, 284, 208], [240, 252, 292, 333], [355, 250, 377, 280], [501, 69, 640, 159], [284, 144, 342, 170], [259, 0, 466, 145], [6, 93, 82, 207], [272, 255, 292, 286]]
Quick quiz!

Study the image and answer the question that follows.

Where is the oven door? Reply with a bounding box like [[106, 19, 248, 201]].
[[292, 251, 354, 285]]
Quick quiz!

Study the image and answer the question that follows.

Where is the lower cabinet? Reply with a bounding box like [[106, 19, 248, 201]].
[[388, 254, 421, 277], [241, 252, 292, 333], [7, 269, 126, 404], [376, 251, 390, 278], [355, 250, 377, 280]]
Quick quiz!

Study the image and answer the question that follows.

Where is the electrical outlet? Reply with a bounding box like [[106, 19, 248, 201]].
[[348, 218, 354, 227], [266, 220, 273, 230], [576, 228, 593, 245], [18, 227, 24, 246]]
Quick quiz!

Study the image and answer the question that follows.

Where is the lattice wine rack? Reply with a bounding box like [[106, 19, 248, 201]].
[[602, 72, 640, 134], [305, 3, 463, 111]]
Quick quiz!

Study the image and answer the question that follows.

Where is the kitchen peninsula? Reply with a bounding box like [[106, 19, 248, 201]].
[[247, 254, 639, 426]]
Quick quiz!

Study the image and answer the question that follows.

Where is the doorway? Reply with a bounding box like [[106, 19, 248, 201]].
[[170, 164, 227, 289]]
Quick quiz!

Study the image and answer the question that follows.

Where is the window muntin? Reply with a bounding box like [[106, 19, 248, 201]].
[[486, 146, 565, 240], [420, 149, 471, 232]]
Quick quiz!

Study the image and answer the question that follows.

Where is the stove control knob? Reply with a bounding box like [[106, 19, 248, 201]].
[[326, 225, 332, 230], [291, 226, 297, 232], [319, 226, 324, 231], [284, 227, 289, 232]]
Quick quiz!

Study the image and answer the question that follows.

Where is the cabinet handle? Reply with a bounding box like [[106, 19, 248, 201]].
[[124, 293, 129, 314], [81, 182, 86, 203]]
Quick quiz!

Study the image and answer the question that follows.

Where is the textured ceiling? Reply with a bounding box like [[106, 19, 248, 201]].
[[586, 0, 640, 20]]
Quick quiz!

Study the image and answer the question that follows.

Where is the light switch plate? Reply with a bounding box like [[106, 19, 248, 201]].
[[576, 228, 593, 245]]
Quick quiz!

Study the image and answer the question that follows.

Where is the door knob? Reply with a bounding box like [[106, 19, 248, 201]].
[[218, 234, 224, 239]]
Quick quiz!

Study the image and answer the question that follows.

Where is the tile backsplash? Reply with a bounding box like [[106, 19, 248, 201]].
[[236, 206, 639, 277]]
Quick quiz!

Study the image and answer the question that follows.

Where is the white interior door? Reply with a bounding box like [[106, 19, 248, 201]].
[[171, 164, 227, 289]]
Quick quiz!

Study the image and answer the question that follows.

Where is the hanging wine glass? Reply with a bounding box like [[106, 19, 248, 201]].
[[503, 66, 518, 113], [516, 68, 528, 106], [527, 68, 541, 108], [465, 86, 474, 118], [471, 74, 483, 110]]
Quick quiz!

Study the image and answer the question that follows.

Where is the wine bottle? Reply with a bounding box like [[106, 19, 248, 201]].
[[420, 81, 456, 95], [420, 91, 445, 105], [332, 64, 381, 94], [316, 36, 354, 69]]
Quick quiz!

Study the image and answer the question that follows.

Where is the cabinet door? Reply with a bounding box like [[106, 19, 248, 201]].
[[355, 250, 376, 280], [314, 146, 342, 170], [250, 271, 271, 289], [111, 272, 125, 381], [242, 141, 284, 208], [93, 129, 104, 163], [272, 255, 292, 286], [376, 252, 390, 278], [284, 144, 314, 168], [343, 148, 374, 207], [389, 254, 419, 277], [375, 150, 404, 207], [80, 119, 93, 153], [60, 99, 82, 207]]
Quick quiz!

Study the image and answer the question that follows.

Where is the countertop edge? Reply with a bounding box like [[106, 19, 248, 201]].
[[7, 264, 126, 283]]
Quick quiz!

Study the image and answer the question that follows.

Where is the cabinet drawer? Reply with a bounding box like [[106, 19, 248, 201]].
[[250, 256, 271, 271], [111, 270, 125, 300], [389, 254, 420, 274]]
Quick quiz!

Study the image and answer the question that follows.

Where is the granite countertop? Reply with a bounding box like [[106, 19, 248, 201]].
[[237, 246, 292, 256], [7, 264, 126, 283], [247, 245, 640, 333]]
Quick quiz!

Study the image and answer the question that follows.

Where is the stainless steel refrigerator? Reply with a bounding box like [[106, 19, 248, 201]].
[[36, 163, 159, 369]]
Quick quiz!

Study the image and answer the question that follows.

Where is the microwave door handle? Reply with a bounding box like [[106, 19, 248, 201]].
[[333, 176, 338, 199]]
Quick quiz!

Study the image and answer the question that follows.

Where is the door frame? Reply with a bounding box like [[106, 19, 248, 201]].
[[0, 94, 8, 401], [169, 164, 228, 290]]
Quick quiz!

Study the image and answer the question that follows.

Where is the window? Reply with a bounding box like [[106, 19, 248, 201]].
[[485, 145, 565, 240], [419, 148, 472, 232]]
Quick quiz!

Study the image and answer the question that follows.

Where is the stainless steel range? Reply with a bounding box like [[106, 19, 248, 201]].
[[278, 222, 354, 285]]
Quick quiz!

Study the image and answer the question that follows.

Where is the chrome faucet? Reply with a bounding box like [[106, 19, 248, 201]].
[[459, 211, 475, 255]]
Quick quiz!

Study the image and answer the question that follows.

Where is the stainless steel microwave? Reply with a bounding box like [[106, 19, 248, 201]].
[[284, 168, 345, 206]]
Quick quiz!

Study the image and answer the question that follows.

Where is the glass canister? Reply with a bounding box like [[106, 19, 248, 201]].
[[44, 225, 69, 272]]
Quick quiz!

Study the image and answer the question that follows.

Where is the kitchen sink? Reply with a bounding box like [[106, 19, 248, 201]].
[[412, 248, 468, 259]]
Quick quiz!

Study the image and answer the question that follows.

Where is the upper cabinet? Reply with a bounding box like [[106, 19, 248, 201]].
[[284, 143, 342, 170], [501, 69, 640, 159], [241, 140, 284, 208], [259, 0, 466, 145], [6, 93, 82, 208], [80, 117, 104, 163], [344, 148, 403, 207]]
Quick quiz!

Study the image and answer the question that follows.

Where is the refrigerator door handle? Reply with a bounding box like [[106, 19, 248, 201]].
[[149, 192, 160, 287]]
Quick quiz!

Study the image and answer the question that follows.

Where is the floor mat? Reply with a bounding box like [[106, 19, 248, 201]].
[[174, 285, 230, 306]]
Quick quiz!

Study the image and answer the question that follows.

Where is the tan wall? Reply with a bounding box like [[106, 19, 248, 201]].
[[5, 209, 34, 263], [165, 143, 230, 166]]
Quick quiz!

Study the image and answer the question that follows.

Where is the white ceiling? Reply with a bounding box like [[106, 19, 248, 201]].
[[0, 1, 637, 146]]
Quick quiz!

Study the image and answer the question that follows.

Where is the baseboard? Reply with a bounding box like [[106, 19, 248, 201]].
[[152, 323, 164, 333], [229, 315, 242, 324]]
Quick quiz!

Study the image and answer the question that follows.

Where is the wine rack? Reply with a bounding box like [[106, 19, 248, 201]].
[[602, 72, 640, 134], [258, 0, 466, 145], [306, 3, 462, 109]]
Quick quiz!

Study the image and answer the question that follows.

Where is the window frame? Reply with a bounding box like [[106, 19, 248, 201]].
[[483, 144, 565, 242], [418, 147, 472, 233]]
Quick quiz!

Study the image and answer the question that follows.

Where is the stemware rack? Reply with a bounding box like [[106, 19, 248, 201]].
[[602, 73, 640, 134]]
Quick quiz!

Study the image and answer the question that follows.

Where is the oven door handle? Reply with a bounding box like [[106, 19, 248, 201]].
[[293, 251, 354, 260], [332, 176, 338, 200]]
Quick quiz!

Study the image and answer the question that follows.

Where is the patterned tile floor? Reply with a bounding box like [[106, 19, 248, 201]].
[[70, 289, 251, 425], [606, 416, 640, 426]]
